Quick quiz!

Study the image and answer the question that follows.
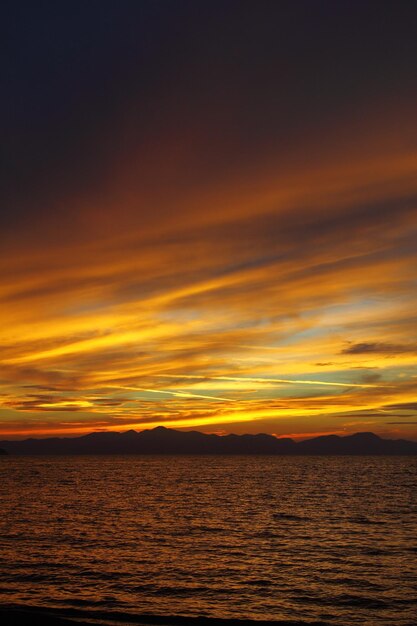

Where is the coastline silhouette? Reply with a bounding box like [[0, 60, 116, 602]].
[[1, 426, 416, 455]]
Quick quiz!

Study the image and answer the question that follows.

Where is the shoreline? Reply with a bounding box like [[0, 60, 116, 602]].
[[0, 607, 329, 626]]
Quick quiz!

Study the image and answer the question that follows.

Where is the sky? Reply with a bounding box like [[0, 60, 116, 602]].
[[1, 0, 417, 440]]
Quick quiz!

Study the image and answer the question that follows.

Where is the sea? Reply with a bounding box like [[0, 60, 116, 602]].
[[0, 455, 416, 626]]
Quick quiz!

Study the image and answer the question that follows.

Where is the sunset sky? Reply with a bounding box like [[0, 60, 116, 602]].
[[1, 1, 417, 440]]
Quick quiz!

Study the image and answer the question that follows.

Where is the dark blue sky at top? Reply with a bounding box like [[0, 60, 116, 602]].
[[1, 0, 417, 237]]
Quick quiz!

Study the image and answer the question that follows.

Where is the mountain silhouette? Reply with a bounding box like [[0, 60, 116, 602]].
[[0, 427, 416, 455], [0, 448, 7, 455]]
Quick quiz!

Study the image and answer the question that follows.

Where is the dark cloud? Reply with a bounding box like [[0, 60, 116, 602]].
[[357, 373, 382, 384], [342, 342, 416, 356], [386, 403, 417, 411]]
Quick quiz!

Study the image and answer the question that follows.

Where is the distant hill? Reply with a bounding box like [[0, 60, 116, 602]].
[[0, 448, 7, 455], [1, 426, 416, 455]]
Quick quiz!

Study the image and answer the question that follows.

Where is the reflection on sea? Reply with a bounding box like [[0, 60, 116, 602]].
[[0, 456, 416, 625]]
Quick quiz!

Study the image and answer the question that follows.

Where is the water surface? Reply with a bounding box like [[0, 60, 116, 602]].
[[1, 456, 416, 625]]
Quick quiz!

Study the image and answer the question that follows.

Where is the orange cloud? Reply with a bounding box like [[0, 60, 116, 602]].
[[1, 103, 417, 440]]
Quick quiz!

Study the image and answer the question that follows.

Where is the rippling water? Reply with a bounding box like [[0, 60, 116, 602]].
[[1, 456, 416, 625]]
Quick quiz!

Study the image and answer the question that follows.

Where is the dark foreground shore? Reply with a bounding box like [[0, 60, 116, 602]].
[[0, 607, 330, 626], [0, 608, 93, 626]]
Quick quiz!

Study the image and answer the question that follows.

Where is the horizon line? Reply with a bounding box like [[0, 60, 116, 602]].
[[1, 425, 416, 444]]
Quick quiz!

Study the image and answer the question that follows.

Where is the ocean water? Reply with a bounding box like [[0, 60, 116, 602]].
[[0, 455, 416, 626]]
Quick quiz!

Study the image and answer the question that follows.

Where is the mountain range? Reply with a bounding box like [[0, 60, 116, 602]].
[[0, 426, 416, 455]]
